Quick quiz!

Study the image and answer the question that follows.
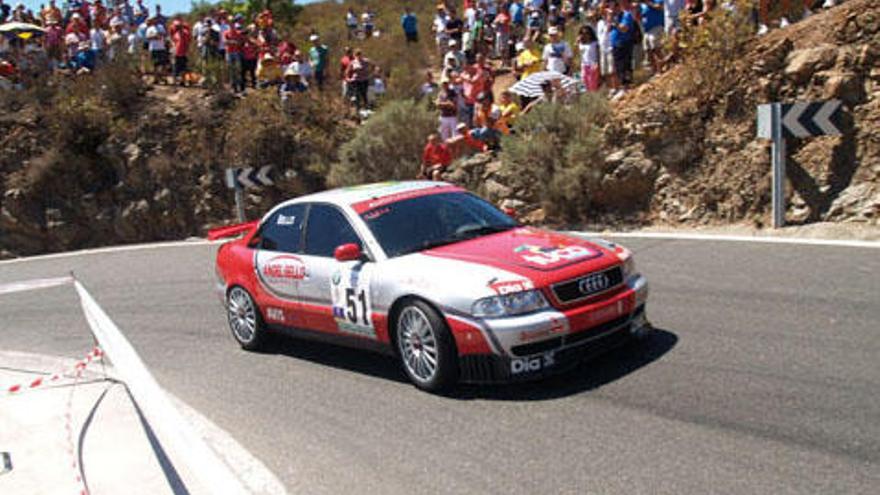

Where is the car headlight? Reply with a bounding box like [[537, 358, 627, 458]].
[[472, 289, 549, 318], [618, 249, 637, 279]]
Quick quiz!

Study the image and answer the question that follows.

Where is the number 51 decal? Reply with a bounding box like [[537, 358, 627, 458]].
[[332, 266, 376, 339], [345, 288, 370, 326]]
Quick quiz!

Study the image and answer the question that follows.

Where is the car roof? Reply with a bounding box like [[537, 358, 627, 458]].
[[280, 181, 457, 209]]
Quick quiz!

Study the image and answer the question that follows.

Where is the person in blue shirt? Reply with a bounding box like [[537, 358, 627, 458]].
[[640, 0, 665, 74], [401, 7, 418, 43], [509, 1, 524, 28], [607, 0, 635, 90]]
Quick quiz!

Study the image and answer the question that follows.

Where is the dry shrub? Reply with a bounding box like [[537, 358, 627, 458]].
[[46, 93, 114, 156], [499, 95, 610, 221], [328, 99, 436, 186], [224, 90, 353, 194], [676, 1, 754, 102]]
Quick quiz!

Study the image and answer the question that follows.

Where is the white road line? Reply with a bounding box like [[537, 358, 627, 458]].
[[571, 231, 880, 249], [0, 239, 221, 266]]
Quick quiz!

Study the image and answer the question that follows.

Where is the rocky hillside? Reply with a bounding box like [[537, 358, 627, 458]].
[[1, 1, 877, 258], [451, 0, 879, 229]]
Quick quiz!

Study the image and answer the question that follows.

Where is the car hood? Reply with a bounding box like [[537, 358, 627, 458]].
[[421, 227, 622, 287]]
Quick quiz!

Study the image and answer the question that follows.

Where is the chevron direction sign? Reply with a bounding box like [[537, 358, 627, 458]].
[[757, 100, 843, 139], [225, 166, 274, 190], [756, 100, 845, 228]]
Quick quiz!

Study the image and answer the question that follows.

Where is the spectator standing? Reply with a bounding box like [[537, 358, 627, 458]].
[[445, 9, 464, 46], [170, 18, 191, 84], [345, 48, 371, 110], [436, 79, 459, 140], [664, 0, 684, 33], [193, 17, 214, 66], [433, 5, 449, 55], [514, 39, 540, 79], [345, 8, 358, 39], [215, 13, 230, 60], [145, 17, 169, 83], [41, 0, 62, 25], [223, 20, 244, 93], [339, 45, 353, 98], [107, 20, 126, 61], [608, 0, 635, 93], [369, 66, 386, 105], [421, 134, 452, 181], [241, 27, 258, 89], [361, 12, 374, 38], [492, 6, 511, 66], [542, 26, 572, 74], [44, 20, 63, 67], [132, 0, 147, 26], [576, 24, 600, 91], [308, 33, 328, 89], [639, 0, 664, 73], [153, 3, 166, 28], [401, 7, 418, 43], [89, 19, 107, 64], [596, 3, 615, 87], [420, 70, 438, 100]]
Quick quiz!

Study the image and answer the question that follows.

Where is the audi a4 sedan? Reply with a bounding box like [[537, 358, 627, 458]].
[[214, 181, 650, 392]]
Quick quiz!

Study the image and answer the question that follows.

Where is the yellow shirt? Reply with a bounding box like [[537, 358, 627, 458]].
[[493, 102, 521, 134], [516, 49, 541, 78]]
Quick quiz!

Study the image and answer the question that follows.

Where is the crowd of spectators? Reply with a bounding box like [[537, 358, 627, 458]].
[[417, 0, 845, 179]]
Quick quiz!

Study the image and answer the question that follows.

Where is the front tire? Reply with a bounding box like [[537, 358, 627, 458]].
[[226, 286, 267, 351], [395, 300, 459, 393]]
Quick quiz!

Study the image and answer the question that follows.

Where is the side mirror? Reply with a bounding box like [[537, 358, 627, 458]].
[[334, 243, 363, 262], [247, 235, 262, 248]]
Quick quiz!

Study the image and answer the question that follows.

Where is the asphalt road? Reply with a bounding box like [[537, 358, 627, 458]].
[[1, 238, 878, 494]]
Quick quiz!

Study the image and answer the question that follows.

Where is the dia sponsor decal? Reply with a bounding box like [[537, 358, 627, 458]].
[[514, 244, 596, 268]]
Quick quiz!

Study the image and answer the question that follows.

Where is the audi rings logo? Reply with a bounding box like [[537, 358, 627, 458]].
[[577, 273, 610, 296]]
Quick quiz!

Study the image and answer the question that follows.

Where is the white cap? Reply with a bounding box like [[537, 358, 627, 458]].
[[309, 34, 319, 41], [548, 26, 559, 35], [448, 39, 457, 46], [515, 41, 525, 51]]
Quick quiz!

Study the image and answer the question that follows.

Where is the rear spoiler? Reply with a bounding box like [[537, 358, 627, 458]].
[[207, 220, 259, 241]]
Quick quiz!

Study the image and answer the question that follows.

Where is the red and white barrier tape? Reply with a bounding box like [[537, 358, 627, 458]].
[[4, 347, 103, 395], [63, 361, 92, 495]]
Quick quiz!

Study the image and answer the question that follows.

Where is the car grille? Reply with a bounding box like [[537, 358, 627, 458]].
[[551, 266, 623, 304]]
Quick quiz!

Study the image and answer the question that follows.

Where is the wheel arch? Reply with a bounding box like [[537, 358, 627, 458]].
[[386, 295, 457, 357]]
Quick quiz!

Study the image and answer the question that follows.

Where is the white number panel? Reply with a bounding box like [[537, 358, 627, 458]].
[[330, 263, 376, 339]]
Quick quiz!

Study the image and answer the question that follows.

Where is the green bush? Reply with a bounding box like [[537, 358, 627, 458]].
[[329, 99, 436, 187], [499, 95, 610, 221]]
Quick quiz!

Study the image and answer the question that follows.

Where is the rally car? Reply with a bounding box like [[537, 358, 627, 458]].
[[214, 181, 650, 392]]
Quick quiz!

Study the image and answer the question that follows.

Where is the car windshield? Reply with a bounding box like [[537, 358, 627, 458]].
[[360, 191, 518, 258]]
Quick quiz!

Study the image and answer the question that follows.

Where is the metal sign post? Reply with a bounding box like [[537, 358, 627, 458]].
[[225, 166, 274, 223], [757, 100, 843, 229]]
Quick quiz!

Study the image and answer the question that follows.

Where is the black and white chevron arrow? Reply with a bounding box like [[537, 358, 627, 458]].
[[780, 100, 843, 139], [225, 166, 274, 190]]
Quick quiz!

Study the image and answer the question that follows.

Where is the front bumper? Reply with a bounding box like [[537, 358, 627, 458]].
[[459, 274, 650, 383], [460, 305, 650, 383]]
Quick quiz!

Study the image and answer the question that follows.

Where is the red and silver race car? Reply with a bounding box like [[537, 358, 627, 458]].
[[214, 181, 650, 392]]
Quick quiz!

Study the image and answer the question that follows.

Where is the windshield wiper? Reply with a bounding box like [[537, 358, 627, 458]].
[[454, 224, 516, 239]]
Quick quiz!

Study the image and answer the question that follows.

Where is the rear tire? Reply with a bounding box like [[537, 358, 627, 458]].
[[226, 286, 267, 351], [395, 300, 459, 393]]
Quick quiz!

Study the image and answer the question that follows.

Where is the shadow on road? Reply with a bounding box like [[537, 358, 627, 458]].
[[260, 332, 408, 384], [259, 328, 678, 398], [450, 328, 678, 401]]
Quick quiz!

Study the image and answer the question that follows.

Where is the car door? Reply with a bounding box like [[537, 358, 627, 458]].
[[298, 203, 378, 339], [252, 203, 307, 328]]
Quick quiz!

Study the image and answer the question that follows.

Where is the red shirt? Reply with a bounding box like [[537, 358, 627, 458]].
[[172, 27, 191, 57], [339, 55, 351, 77], [423, 143, 452, 166], [224, 28, 243, 54]]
